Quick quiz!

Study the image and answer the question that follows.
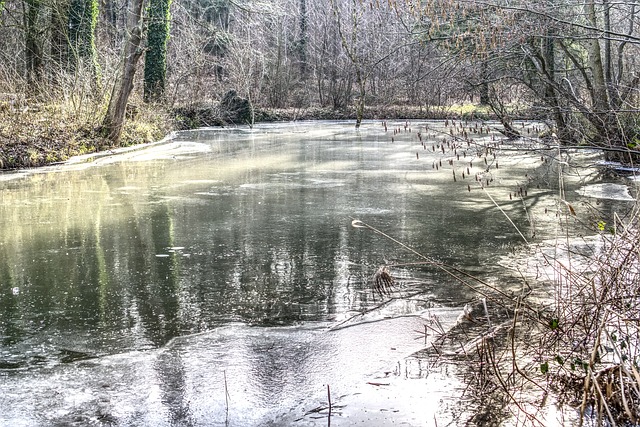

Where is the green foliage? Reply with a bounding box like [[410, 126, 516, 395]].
[[540, 361, 549, 374], [144, 0, 172, 102], [570, 357, 589, 372], [67, 0, 99, 82]]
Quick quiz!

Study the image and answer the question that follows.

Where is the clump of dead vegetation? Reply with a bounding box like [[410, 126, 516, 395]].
[[537, 204, 640, 425], [455, 202, 640, 426]]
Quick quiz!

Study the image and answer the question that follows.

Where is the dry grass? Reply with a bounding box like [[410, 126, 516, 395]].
[[0, 95, 171, 170], [541, 205, 640, 425]]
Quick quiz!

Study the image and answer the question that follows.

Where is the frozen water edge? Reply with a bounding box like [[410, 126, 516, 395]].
[[1, 312, 469, 427], [576, 182, 635, 201]]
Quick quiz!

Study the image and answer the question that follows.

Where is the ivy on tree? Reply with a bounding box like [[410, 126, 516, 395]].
[[144, 0, 172, 102]]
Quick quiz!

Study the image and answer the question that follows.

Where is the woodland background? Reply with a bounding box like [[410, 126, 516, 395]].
[[0, 0, 639, 167]]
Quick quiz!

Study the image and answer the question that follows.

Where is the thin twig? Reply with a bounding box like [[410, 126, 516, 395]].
[[481, 186, 530, 245], [327, 384, 332, 427], [224, 370, 230, 426]]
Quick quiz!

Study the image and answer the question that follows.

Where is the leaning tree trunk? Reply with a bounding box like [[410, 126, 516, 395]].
[[143, 0, 171, 102], [102, 0, 146, 143]]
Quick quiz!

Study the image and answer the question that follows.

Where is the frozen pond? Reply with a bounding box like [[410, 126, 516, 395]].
[[0, 120, 635, 426]]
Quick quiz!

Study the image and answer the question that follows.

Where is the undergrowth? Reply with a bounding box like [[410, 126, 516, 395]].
[[0, 92, 171, 170], [352, 163, 639, 425]]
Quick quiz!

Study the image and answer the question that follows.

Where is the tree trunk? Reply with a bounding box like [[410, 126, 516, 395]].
[[585, 0, 609, 114], [24, 0, 44, 86], [583, 0, 625, 146], [143, 0, 172, 102], [479, 80, 489, 106], [101, 0, 119, 47], [69, 0, 99, 77], [102, 0, 146, 143], [602, 0, 619, 107], [355, 70, 365, 129], [50, 1, 70, 72], [541, 32, 571, 140], [330, 0, 367, 128], [298, 0, 308, 78]]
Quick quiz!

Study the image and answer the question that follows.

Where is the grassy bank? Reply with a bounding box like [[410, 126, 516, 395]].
[[0, 100, 170, 170]]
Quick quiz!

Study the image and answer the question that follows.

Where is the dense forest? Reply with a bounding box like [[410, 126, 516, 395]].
[[0, 0, 639, 168]]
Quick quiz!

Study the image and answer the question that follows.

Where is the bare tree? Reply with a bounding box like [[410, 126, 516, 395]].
[[408, 0, 640, 157], [24, 0, 44, 86], [102, 0, 146, 142]]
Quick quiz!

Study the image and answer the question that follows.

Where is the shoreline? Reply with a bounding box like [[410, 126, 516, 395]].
[[0, 103, 513, 172]]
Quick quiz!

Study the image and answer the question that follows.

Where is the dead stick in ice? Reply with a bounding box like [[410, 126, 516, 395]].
[[327, 384, 332, 427]]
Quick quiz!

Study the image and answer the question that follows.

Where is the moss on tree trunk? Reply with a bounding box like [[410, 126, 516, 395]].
[[68, 0, 99, 77]]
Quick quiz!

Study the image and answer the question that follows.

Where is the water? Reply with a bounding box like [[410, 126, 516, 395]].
[[0, 120, 635, 426]]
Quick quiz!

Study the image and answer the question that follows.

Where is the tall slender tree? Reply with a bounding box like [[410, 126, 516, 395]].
[[50, 1, 70, 70], [144, 0, 172, 102], [102, 0, 146, 142], [298, 0, 308, 78], [24, 0, 44, 85], [101, 0, 119, 47], [69, 0, 99, 75], [329, 0, 367, 128]]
